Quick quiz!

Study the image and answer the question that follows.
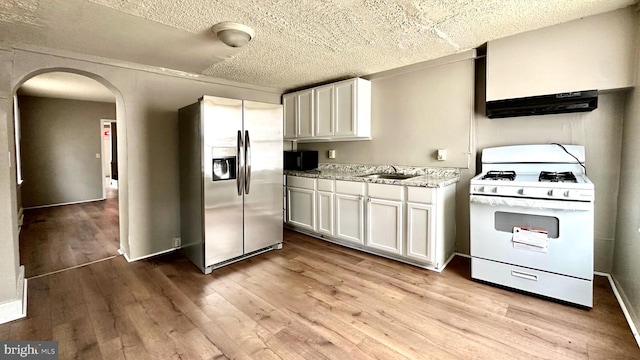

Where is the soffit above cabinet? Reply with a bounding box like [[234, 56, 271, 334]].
[[486, 7, 638, 102]]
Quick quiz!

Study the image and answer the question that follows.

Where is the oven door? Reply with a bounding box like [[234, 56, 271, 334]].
[[469, 195, 594, 280]]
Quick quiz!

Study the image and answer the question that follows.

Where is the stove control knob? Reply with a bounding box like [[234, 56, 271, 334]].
[[548, 189, 560, 197], [519, 188, 527, 195], [492, 186, 500, 194], [475, 186, 484, 193]]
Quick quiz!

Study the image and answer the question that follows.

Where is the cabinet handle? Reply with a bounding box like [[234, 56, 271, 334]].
[[511, 270, 538, 281]]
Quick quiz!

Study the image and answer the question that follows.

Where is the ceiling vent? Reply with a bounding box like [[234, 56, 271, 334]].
[[486, 90, 598, 119]]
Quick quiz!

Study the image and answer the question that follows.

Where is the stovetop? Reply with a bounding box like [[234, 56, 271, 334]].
[[470, 144, 594, 202], [479, 170, 585, 184], [471, 170, 593, 201]]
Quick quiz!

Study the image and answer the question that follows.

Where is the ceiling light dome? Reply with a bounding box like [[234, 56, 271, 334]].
[[211, 22, 255, 48]]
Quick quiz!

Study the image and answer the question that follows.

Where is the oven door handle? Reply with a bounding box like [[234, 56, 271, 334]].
[[469, 195, 593, 211]]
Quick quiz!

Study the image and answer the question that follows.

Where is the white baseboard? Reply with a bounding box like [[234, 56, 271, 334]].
[[120, 247, 178, 262], [594, 271, 640, 348], [24, 198, 105, 210], [454, 252, 471, 259], [0, 266, 27, 325]]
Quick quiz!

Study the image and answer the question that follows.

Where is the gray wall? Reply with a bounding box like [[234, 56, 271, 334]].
[[19, 96, 115, 207], [613, 19, 640, 339], [298, 56, 474, 168], [298, 56, 476, 254]]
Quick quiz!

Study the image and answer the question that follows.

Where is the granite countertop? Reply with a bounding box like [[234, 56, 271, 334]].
[[285, 163, 459, 188]]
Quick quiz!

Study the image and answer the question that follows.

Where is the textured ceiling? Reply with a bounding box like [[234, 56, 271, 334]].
[[0, 0, 637, 92]]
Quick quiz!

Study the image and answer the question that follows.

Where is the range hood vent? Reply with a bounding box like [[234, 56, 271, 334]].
[[486, 90, 598, 119]]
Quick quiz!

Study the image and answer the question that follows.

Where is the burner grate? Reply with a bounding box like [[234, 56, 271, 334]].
[[482, 170, 516, 181], [539, 171, 577, 183]]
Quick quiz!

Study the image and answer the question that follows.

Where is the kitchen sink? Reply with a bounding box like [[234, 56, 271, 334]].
[[357, 173, 416, 180]]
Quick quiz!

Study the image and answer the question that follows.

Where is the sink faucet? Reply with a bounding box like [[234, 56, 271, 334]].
[[389, 165, 398, 173]]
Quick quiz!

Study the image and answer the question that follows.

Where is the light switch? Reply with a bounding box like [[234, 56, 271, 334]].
[[437, 149, 446, 161], [328, 149, 336, 159]]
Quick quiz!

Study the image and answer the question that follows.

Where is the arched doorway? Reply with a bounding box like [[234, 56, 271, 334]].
[[13, 70, 123, 278]]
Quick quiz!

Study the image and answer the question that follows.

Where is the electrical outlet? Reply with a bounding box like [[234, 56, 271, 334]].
[[437, 149, 446, 161], [173, 237, 181, 248], [328, 149, 336, 159]]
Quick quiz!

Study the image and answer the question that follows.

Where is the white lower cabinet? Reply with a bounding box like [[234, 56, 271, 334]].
[[317, 179, 335, 236], [367, 198, 403, 255], [406, 202, 435, 264], [286, 176, 456, 271], [335, 181, 365, 245], [366, 183, 403, 255], [286, 176, 316, 232]]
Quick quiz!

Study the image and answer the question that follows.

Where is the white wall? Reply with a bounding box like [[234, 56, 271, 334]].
[[613, 18, 640, 340], [0, 49, 20, 305]]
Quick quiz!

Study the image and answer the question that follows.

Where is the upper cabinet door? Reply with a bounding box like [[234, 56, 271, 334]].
[[334, 80, 356, 137], [296, 89, 314, 138], [315, 84, 334, 137], [281, 78, 370, 142], [283, 93, 296, 140]]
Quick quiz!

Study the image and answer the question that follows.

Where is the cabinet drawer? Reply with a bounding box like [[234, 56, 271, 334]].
[[287, 176, 316, 190], [407, 187, 435, 204], [317, 179, 334, 192], [471, 257, 592, 307], [368, 183, 403, 201], [336, 180, 364, 195]]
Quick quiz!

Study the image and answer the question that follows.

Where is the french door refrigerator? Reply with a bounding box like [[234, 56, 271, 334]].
[[179, 96, 283, 274]]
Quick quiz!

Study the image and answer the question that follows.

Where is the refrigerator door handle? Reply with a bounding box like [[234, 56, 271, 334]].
[[245, 130, 251, 194], [237, 130, 244, 196]]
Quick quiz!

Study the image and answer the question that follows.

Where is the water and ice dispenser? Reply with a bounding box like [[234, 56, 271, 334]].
[[211, 148, 236, 181]]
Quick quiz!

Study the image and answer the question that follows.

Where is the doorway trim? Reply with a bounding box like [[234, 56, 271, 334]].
[[100, 119, 115, 199]]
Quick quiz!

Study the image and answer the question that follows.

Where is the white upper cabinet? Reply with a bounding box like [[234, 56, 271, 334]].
[[486, 7, 637, 101], [296, 90, 314, 138], [283, 93, 296, 139], [314, 84, 333, 137], [334, 79, 357, 137], [283, 89, 314, 140], [284, 78, 371, 142]]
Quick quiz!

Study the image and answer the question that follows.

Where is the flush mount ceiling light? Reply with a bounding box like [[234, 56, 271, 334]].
[[211, 21, 255, 48]]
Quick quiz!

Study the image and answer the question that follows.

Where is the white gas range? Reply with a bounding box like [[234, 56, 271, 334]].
[[470, 144, 595, 307]]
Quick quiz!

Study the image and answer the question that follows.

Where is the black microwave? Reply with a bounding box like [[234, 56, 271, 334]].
[[284, 151, 318, 171]]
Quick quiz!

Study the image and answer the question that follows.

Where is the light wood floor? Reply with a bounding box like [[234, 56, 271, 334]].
[[3, 229, 638, 359], [19, 194, 120, 278]]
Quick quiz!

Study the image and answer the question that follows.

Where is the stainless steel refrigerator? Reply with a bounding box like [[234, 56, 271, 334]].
[[179, 96, 283, 274]]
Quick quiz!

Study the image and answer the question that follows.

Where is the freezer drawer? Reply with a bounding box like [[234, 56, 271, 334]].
[[471, 257, 592, 307]]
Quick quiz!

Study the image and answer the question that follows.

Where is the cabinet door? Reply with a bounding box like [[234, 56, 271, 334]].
[[296, 90, 314, 138], [335, 193, 364, 244], [315, 84, 334, 137], [334, 80, 356, 137], [287, 187, 316, 231], [406, 202, 435, 264], [283, 93, 296, 139], [317, 191, 334, 236], [367, 198, 403, 255]]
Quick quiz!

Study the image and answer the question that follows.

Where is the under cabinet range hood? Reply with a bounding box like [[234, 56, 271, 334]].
[[486, 90, 598, 118]]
